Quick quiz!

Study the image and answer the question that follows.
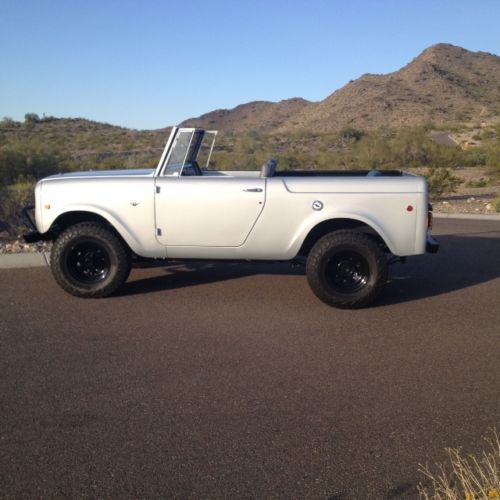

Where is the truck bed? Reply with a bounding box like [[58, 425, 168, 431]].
[[275, 170, 403, 177]]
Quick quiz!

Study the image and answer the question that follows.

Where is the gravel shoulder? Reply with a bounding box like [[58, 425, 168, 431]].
[[431, 166, 500, 215]]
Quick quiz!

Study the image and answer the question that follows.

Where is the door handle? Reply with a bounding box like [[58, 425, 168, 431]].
[[243, 188, 263, 192]]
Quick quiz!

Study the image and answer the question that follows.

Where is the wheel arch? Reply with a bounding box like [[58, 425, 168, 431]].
[[297, 217, 391, 258], [47, 210, 138, 254]]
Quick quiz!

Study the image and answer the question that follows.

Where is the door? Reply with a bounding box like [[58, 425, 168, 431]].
[[154, 176, 265, 247]]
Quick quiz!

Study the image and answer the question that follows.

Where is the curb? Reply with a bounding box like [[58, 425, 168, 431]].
[[434, 213, 500, 221], [0, 252, 50, 269]]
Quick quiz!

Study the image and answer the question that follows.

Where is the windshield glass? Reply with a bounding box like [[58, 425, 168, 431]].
[[163, 129, 205, 175], [197, 131, 217, 168]]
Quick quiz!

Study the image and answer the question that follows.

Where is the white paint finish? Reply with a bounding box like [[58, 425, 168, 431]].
[[39, 176, 165, 258], [282, 174, 426, 194], [37, 169, 429, 260], [154, 176, 266, 247], [237, 178, 422, 258], [44, 169, 155, 179]]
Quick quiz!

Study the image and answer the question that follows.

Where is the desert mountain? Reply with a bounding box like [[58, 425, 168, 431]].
[[181, 44, 500, 133], [180, 98, 311, 134]]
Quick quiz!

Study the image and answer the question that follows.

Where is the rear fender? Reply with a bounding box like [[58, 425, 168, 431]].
[[295, 210, 398, 256]]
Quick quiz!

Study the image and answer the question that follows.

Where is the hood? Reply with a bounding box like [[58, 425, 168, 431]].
[[44, 168, 155, 180]]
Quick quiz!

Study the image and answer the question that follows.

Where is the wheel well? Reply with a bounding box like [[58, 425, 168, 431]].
[[49, 211, 110, 235], [48, 211, 135, 256], [297, 218, 387, 257], [48, 211, 131, 251]]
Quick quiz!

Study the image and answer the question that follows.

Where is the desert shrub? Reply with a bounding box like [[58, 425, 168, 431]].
[[0, 182, 35, 235], [209, 151, 233, 170], [392, 128, 435, 166], [465, 178, 489, 188], [99, 156, 125, 170], [0, 149, 27, 186], [485, 146, 500, 170], [354, 132, 394, 169], [0, 117, 17, 127], [0, 148, 61, 186], [24, 112, 40, 123], [425, 167, 462, 196], [492, 197, 500, 213], [339, 127, 365, 142], [462, 149, 487, 167], [418, 428, 500, 499]]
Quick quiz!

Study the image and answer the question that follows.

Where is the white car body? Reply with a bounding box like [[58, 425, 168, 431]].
[[33, 128, 430, 261], [26, 126, 438, 307]]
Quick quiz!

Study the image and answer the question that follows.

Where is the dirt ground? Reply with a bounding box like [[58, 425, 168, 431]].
[[431, 166, 500, 215]]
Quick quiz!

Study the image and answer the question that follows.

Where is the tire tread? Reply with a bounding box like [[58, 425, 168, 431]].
[[306, 230, 388, 309], [50, 222, 131, 298]]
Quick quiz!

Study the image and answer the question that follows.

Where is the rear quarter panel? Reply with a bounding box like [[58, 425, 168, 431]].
[[238, 175, 428, 259]]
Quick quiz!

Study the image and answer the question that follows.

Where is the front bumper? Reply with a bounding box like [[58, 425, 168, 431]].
[[23, 205, 37, 231], [23, 230, 46, 243], [22, 204, 51, 243]]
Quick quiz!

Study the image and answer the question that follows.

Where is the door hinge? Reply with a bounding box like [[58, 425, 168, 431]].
[[156, 186, 161, 194], [157, 228, 162, 236]]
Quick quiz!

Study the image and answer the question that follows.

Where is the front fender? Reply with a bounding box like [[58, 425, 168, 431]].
[[44, 205, 147, 256]]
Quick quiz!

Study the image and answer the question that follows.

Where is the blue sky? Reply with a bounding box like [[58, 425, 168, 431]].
[[1, 0, 499, 130]]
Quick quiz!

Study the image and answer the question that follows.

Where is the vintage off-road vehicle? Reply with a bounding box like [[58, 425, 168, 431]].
[[24, 127, 438, 308]]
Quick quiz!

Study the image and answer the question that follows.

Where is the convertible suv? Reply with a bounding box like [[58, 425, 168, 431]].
[[24, 127, 438, 308]]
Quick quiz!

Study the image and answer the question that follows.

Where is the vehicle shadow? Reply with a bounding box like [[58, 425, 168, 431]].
[[117, 261, 305, 297], [117, 233, 500, 306], [379, 232, 500, 306]]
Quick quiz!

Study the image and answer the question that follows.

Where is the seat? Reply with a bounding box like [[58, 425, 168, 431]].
[[260, 159, 278, 178]]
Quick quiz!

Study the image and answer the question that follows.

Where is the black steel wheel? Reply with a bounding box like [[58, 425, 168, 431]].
[[65, 241, 111, 284], [324, 250, 370, 294], [306, 231, 388, 309], [51, 222, 131, 298]]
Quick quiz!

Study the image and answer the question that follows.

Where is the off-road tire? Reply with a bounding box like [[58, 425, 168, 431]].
[[306, 231, 388, 309], [51, 222, 131, 298]]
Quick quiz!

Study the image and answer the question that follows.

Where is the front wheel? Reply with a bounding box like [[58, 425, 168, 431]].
[[51, 222, 131, 298], [306, 231, 388, 309]]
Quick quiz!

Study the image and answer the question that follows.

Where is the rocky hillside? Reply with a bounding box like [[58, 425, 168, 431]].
[[182, 44, 500, 133], [180, 98, 311, 134]]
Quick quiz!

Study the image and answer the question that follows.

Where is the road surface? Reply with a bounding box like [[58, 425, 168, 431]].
[[1, 219, 499, 498]]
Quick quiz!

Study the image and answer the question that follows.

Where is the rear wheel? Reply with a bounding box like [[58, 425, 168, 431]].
[[306, 231, 388, 309], [51, 222, 131, 298]]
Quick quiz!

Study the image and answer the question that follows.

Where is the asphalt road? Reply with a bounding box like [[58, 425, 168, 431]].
[[1, 219, 499, 499]]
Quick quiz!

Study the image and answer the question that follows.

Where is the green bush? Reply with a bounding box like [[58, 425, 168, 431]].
[[338, 127, 365, 141], [425, 167, 462, 196], [0, 148, 61, 187], [0, 182, 35, 235], [492, 197, 500, 213], [24, 112, 40, 123], [465, 177, 490, 188]]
